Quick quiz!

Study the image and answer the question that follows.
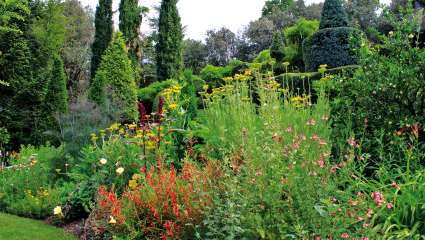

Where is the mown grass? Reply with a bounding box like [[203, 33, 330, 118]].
[[0, 213, 76, 240]]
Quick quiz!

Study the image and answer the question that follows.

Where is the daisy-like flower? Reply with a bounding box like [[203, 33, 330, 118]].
[[53, 206, 62, 216], [116, 167, 125, 175], [100, 158, 107, 165], [108, 216, 117, 224]]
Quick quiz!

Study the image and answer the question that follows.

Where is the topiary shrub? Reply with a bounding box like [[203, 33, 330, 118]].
[[138, 79, 177, 113], [303, 27, 362, 72], [270, 31, 286, 75], [303, 0, 362, 72], [89, 32, 138, 121]]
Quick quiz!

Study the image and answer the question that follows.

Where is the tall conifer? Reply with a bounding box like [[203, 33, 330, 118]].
[[156, 0, 183, 81], [91, 0, 113, 81]]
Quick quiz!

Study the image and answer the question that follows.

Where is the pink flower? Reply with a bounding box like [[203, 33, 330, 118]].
[[311, 134, 320, 141], [391, 181, 400, 190], [309, 171, 317, 176], [371, 192, 385, 206], [341, 233, 349, 239], [357, 192, 364, 198], [361, 238, 369, 240], [347, 137, 359, 148], [362, 223, 369, 229], [386, 203, 394, 209], [316, 159, 325, 168], [255, 169, 262, 177], [286, 127, 293, 133]]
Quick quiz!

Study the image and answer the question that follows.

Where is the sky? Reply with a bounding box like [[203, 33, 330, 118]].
[[80, 0, 390, 40]]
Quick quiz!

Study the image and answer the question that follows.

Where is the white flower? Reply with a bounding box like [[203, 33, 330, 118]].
[[116, 167, 124, 175], [53, 206, 62, 216], [389, 31, 394, 36], [108, 216, 117, 224], [100, 158, 107, 165], [408, 33, 415, 39]]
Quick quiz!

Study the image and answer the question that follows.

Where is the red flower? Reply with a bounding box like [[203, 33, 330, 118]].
[[340, 233, 349, 239]]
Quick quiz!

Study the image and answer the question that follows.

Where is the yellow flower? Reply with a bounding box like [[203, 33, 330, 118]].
[[283, 62, 290, 67], [223, 76, 233, 82], [244, 69, 252, 76], [100, 158, 107, 165], [128, 180, 138, 190], [202, 84, 209, 91], [168, 103, 178, 110], [53, 206, 62, 216], [128, 124, 137, 130], [108, 216, 117, 224], [319, 64, 328, 69], [109, 123, 120, 131], [291, 96, 303, 102], [116, 167, 125, 175]]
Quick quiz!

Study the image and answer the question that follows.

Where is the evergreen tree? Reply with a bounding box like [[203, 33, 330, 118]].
[[89, 32, 138, 121], [319, 0, 349, 29], [91, 0, 113, 81], [119, 0, 148, 83], [156, 0, 183, 81], [270, 31, 286, 61], [45, 54, 68, 113], [270, 31, 286, 75]]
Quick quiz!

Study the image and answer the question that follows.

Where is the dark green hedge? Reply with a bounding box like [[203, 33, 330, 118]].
[[303, 27, 361, 72]]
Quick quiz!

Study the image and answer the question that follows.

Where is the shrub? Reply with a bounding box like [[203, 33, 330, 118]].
[[92, 161, 224, 239], [200, 65, 229, 87], [89, 32, 138, 121], [303, 0, 361, 72], [303, 27, 362, 72], [283, 18, 319, 70], [330, 9, 425, 164], [270, 31, 286, 75], [0, 145, 65, 219], [138, 79, 177, 112]]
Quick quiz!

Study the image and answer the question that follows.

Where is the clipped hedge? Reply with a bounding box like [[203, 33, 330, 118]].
[[275, 65, 358, 96], [138, 79, 177, 113], [303, 27, 361, 72]]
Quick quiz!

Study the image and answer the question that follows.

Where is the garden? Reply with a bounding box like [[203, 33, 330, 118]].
[[1, 0, 425, 239]]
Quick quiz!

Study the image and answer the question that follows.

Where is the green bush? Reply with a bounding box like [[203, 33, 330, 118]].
[[330, 10, 425, 164], [138, 79, 177, 103], [0, 145, 65, 219], [199, 60, 247, 88], [283, 19, 319, 70], [89, 32, 138, 121], [303, 27, 362, 72], [303, 0, 361, 72]]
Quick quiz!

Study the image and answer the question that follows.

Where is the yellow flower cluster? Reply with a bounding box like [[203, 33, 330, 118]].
[[128, 173, 142, 190], [290, 95, 310, 107]]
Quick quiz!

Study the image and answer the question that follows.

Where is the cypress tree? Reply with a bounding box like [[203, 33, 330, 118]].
[[270, 31, 286, 75], [119, 0, 148, 83], [319, 0, 349, 29], [156, 0, 183, 81], [89, 32, 138, 121], [270, 31, 286, 61], [91, 0, 113, 81], [45, 54, 68, 113]]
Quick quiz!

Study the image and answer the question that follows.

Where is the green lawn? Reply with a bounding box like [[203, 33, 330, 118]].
[[0, 213, 76, 240]]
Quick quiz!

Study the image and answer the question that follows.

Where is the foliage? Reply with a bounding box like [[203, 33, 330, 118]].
[[319, 0, 349, 29], [282, 18, 320, 70], [62, 0, 94, 101], [45, 54, 68, 114], [0, 145, 65, 218], [138, 79, 178, 110], [89, 32, 138, 121], [92, 161, 223, 239], [183, 39, 208, 74], [156, 0, 183, 81], [119, 0, 149, 83], [270, 31, 286, 75], [330, 8, 425, 164], [90, 0, 113, 81], [262, 0, 294, 17], [205, 27, 237, 67], [303, 27, 361, 72]]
